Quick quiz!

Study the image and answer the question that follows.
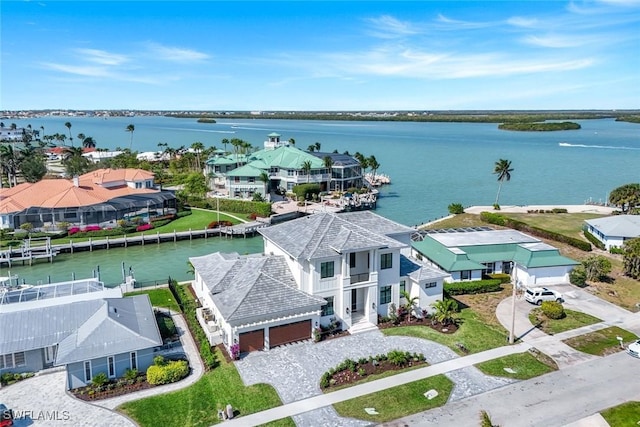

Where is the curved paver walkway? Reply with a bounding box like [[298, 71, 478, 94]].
[[0, 311, 204, 426], [235, 330, 517, 427]]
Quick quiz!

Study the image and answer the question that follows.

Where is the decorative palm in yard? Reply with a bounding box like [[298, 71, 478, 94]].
[[400, 290, 420, 322], [493, 158, 514, 206], [431, 298, 459, 326]]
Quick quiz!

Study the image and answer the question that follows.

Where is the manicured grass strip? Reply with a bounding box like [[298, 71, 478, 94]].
[[382, 308, 508, 354], [125, 288, 181, 312], [528, 308, 602, 335], [563, 326, 638, 356], [118, 349, 284, 427], [502, 212, 604, 240], [333, 375, 453, 423], [150, 209, 241, 234], [601, 401, 640, 427], [475, 352, 557, 380], [257, 419, 296, 427]]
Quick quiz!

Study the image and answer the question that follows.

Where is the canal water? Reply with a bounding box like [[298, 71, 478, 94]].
[[1, 236, 264, 287]]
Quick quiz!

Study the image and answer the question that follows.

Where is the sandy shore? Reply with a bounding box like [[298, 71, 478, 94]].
[[464, 204, 616, 215]]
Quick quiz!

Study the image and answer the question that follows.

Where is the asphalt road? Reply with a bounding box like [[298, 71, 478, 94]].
[[387, 351, 640, 427]]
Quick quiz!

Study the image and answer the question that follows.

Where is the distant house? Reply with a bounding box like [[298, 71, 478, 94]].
[[0, 168, 176, 229], [584, 215, 640, 250], [82, 150, 124, 163], [189, 211, 448, 355], [204, 133, 364, 198], [0, 126, 26, 142], [412, 228, 579, 286], [0, 279, 162, 389]]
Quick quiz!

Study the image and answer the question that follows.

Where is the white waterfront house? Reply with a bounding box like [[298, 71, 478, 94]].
[[189, 211, 448, 355], [584, 215, 640, 250]]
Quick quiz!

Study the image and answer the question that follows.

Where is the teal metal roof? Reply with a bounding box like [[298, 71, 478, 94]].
[[513, 243, 579, 268], [226, 164, 265, 178]]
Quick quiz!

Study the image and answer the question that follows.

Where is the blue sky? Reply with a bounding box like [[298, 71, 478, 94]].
[[1, 1, 639, 110]]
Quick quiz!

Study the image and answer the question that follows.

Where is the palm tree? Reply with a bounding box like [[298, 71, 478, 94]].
[[40, 126, 44, 141], [0, 144, 18, 187], [259, 171, 270, 196], [288, 138, 296, 146], [368, 155, 380, 180], [307, 144, 316, 152], [323, 156, 334, 191], [77, 133, 85, 144], [314, 142, 321, 152], [82, 136, 96, 149], [400, 290, 420, 323], [191, 141, 205, 171], [221, 138, 229, 153], [431, 298, 459, 326], [301, 160, 312, 183], [64, 122, 73, 147], [230, 138, 243, 168], [126, 124, 135, 150], [493, 158, 514, 206]]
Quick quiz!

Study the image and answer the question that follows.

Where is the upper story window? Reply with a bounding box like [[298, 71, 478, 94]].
[[135, 182, 142, 189], [248, 177, 255, 183], [320, 261, 335, 279], [234, 177, 240, 183], [380, 253, 393, 270], [287, 169, 295, 176], [349, 253, 356, 268]]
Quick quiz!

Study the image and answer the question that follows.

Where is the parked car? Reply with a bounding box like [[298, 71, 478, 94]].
[[524, 287, 563, 305], [627, 340, 640, 358], [0, 403, 13, 427]]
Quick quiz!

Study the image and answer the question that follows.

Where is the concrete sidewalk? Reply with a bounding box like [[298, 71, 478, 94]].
[[222, 343, 531, 426]]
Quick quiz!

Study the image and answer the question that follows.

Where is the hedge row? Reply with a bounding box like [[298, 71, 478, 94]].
[[444, 279, 503, 295], [583, 229, 606, 250], [187, 198, 272, 217], [480, 212, 592, 251], [487, 273, 512, 284], [146, 359, 189, 385]]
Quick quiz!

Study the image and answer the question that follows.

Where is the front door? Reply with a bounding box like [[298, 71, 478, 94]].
[[44, 345, 57, 366], [351, 289, 357, 312]]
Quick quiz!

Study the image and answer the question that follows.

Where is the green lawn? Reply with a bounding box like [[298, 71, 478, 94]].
[[155, 312, 178, 341], [382, 308, 508, 354], [475, 352, 557, 380], [563, 326, 638, 356], [151, 210, 241, 234], [502, 212, 605, 240], [118, 348, 286, 427], [333, 375, 453, 423], [528, 308, 602, 335], [601, 401, 640, 427], [125, 288, 181, 312]]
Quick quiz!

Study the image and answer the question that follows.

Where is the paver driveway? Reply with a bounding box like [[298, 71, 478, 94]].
[[235, 330, 515, 427]]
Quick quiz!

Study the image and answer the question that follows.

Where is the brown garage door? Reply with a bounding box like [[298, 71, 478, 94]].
[[239, 329, 264, 353], [269, 320, 311, 348]]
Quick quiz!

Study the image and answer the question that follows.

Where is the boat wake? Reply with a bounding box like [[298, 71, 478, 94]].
[[559, 142, 639, 150]]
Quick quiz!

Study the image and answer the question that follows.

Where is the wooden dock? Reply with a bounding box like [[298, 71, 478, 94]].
[[0, 222, 270, 264], [0, 237, 59, 266]]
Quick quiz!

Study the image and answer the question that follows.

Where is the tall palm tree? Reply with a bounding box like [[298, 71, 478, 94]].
[[64, 121, 73, 147], [230, 138, 243, 168], [259, 171, 270, 196], [82, 136, 96, 149], [40, 126, 44, 140], [77, 133, 86, 145], [288, 138, 296, 146], [126, 124, 135, 150], [493, 158, 514, 206], [0, 144, 18, 187], [323, 156, 334, 191], [301, 160, 312, 183], [191, 141, 205, 171], [368, 155, 380, 179]]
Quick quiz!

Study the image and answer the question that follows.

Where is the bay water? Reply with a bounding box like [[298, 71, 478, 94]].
[[4, 116, 638, 285]]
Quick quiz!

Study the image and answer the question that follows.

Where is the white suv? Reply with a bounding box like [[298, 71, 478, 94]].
[[525, 287, 563, 305]]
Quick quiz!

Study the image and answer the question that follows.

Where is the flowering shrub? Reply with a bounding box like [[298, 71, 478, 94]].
[[207, 220, 233, 229], [84, 225, 101, 232], [68, 227, 81, 235], [230, 343, 240, 360], [136, 223, 154, 232]]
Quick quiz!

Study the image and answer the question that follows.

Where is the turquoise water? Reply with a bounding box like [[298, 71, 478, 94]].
[[4, 116, 638, 285]]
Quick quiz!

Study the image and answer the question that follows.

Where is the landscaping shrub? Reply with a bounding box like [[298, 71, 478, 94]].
[[292, 183, 322, 201], [569, 266, 587, 287], [583, 229, 606, 250], [541, 301, 565, 320], [136, 223, 154, 232], [207, 220, 233, 229], [551, 208, 568, 213], [487, 273, 512, 284], [176, 209, 192, 218], [151, 219, 172, 228], [146, 360, 189, 385], [610, 246, 624, 255], [448, 203, 465, 214], [444, 279, 502, 296], [92, 372, 108, 387], [20, 222, 34, 232]]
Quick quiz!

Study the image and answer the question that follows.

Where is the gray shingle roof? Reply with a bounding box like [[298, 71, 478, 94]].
[[190, 253, 325, 324], [400, 255, 449, 282], [585, 215, 640, 238], [259, 212, 407, 260], [55, 295, 162, 365]]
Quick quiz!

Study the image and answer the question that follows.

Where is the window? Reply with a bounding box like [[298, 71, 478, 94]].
[[145, 181, 153, 188], [400, 280, 406, 294], [13, 352, 25, 367], [380, 286, 392, 304], [349, 253, 356, 268], [424, 282, 437, 289], [234, 177, 240, 183], [248, 177, 255, 183], [320, 261, 335, 278], [502, 262, 512, 275], [380, 253, 393, 270], [460, 270, 471, 280], [287, 169, 295, 176], [84, 361, 92, 382], [0, 352, 26, 369], [130, 351, 137, 371], [135, 182, 142, 189], [321, 297, 335, 316], [107, 356, 115, 378]]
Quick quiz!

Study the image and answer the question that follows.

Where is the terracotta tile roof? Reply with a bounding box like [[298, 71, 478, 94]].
[[0, 169, 160, 213]]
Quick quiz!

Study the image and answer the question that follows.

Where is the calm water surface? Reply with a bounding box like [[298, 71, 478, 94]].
[[5, 116, 638, 285]]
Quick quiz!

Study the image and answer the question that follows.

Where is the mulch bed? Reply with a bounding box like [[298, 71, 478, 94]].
[[377, 318, 459, 334], [72, 379, 154, 401], [324, 359, 428, 389], [217, 343, 234, 363]]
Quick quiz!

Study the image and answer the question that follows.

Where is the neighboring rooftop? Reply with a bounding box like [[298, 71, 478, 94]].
[[426, 229, 539, 247], [585, 215, 640, 237]]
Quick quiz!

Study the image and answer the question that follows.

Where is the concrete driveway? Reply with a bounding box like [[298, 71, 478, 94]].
[[235, 330, 516, 427]]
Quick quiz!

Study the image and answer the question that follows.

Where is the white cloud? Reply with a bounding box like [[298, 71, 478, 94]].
[[144, 42, 210, 62], [522, 35, 585, 48], [41, 62, 112, 77], [365, 15, 420, 38], [507, 16, 539, 28], [74, 48, 129, 65]]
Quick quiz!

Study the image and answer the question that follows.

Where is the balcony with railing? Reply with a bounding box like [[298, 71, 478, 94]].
[[350, 272, 370, 284]]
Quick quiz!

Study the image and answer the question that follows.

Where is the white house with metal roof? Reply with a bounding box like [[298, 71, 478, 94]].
[[0, 279, 162, 389], [584, 215, 640, 250], [189, 211, 448, 355], [412, 228, 579, 286]]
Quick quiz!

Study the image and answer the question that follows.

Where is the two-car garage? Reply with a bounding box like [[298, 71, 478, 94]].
[[239, 320, 312, 353]]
